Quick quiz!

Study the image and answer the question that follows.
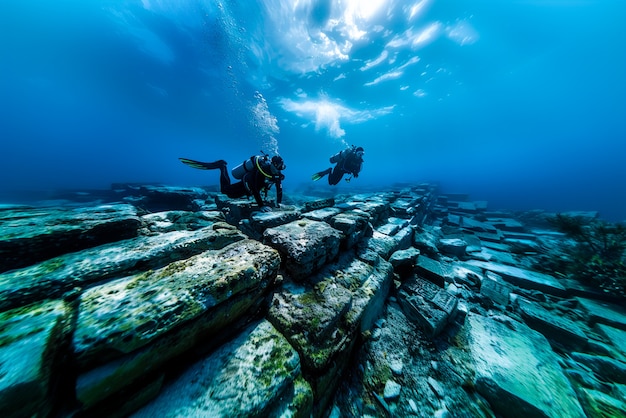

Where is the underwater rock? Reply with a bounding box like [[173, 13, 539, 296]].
[[438, 237, 467, 259], [116, 184, 210, 212], [338, 197, 389, 226], [595, 324, 626, 359], [71, 240, 280, 411], [376, 217, 409, 236], [479, 273, 512, 306], [0, 300, 71, 418], [0, 203, 140, 273], [0, 224, 246, 312], [328, 210, 371, 250], [577, 298, 626, 331], [464, 260, 567, 297], [389, 247, 420, 271], [131, 320, 312, 418], [215, 196, 260, 225], [514, 297, 589, 351], [576, 387, 626, 418], [302, 207, 342, 222], [141, 210, 225, 233], [570, 352, 626, 385], [263, 219, 342, 280], [467, 313, 585, 418], [268, 253, 393, 363], [243, 208, 302, 239], [415, 255, 453, 287], [2, 181, 625, 417], [398, 277, 458, 338], [412, 225, 443, 258], [73, 239, 280, 368], [302, 197, 335, 212]]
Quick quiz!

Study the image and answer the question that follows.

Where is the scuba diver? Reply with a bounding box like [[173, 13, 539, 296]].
[[312, 145, 364, 185], [179, 152, 286, 211]]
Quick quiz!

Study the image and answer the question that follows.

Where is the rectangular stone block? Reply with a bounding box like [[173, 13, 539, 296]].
[[480, 276, 511, 306], [264, 219, 342, 280]]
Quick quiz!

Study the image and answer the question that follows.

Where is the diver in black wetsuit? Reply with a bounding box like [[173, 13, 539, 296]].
[[179, 154, 285, 211], [311, 145, 364, 185]]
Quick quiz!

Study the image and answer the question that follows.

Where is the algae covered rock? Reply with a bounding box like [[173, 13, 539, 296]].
[[0, 224, 246, 311], [0, 203, 141, 273], [132, 320, 312, 418], [73, 239, 280, 369], [263, 219, 342, 280], [0, 300, 72, 418], [466, 313, 585, 418]]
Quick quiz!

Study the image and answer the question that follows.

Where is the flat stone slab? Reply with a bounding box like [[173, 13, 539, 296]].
[[0, 300, 71, 418], [73, 239, 280, 369], [577, 298, 626, 331], [467, 247, 517, 265], [479, 274, 512, 305], [0, 225, 246, 311], [302, 197, 335, 212], [248, 209, 302, 232], [141, 210, 225, 233], [0, 203, 141, 273], [438, 238, 467, 258], [473, 230, 503, 243], [467, 314, 585, 418], [596, 324, 626, 359], [376, 217, 409, 236], [263, 219, 342, 280], [415, 255, 452, 287], [486, 218, 525, 232], [516, 298, 589, 351], [464, 260, 567, 297], [131, 320, 311, 418], [302, 207, 342, 222]]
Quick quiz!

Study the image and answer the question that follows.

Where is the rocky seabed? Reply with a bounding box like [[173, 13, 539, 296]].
[[1, 183, 626, 418]]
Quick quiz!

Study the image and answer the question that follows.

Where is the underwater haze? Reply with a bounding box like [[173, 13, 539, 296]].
[[1, 0, 625, 221]]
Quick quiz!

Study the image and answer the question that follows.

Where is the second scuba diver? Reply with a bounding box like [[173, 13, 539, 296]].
[[312, 145, 364, 185], [179, 152, 286, 211]]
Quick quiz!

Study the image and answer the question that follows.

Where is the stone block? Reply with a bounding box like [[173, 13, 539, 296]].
[[398, 277, 457, 337], [0, 300, 71, 418], [73, 240, 280, 369], [0, 225, 246, 312], [480, 275, 512, 306], [132, 320, 312, 418], [263, 219, 342, 280], [0, 203, 140, 273]]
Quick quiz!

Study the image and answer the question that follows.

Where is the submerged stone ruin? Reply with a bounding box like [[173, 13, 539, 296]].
[[1, 183, 625, 417]]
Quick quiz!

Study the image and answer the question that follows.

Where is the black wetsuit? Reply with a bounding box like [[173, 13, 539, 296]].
[[179, 157, 283, 207], [217, 163, 283, 207], [316, 147, 363, 185]]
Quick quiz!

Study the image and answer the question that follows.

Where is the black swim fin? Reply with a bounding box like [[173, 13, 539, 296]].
[[179, 158, 226, 170], [311, 170, 329, 181]]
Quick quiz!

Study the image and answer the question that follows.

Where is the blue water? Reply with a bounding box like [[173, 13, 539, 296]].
[[1, 0, 625, 221]]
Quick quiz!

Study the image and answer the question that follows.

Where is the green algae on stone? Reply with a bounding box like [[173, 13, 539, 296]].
[[131, 320, 304, 417], [0, 300, 71, 418], [0, 226, 247, 312], [73, 239, 280, 368]]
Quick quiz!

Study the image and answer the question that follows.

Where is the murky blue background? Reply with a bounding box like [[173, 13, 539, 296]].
[[1, 0, 624, 220]]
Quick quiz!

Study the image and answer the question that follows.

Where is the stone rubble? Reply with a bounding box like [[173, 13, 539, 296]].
[[0, 183, 625, 417]]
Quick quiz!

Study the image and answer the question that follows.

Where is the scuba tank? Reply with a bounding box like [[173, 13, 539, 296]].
[[231, 152, 274, 180], [329, 150, 344, 164], [231, 157, 257, 180]]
